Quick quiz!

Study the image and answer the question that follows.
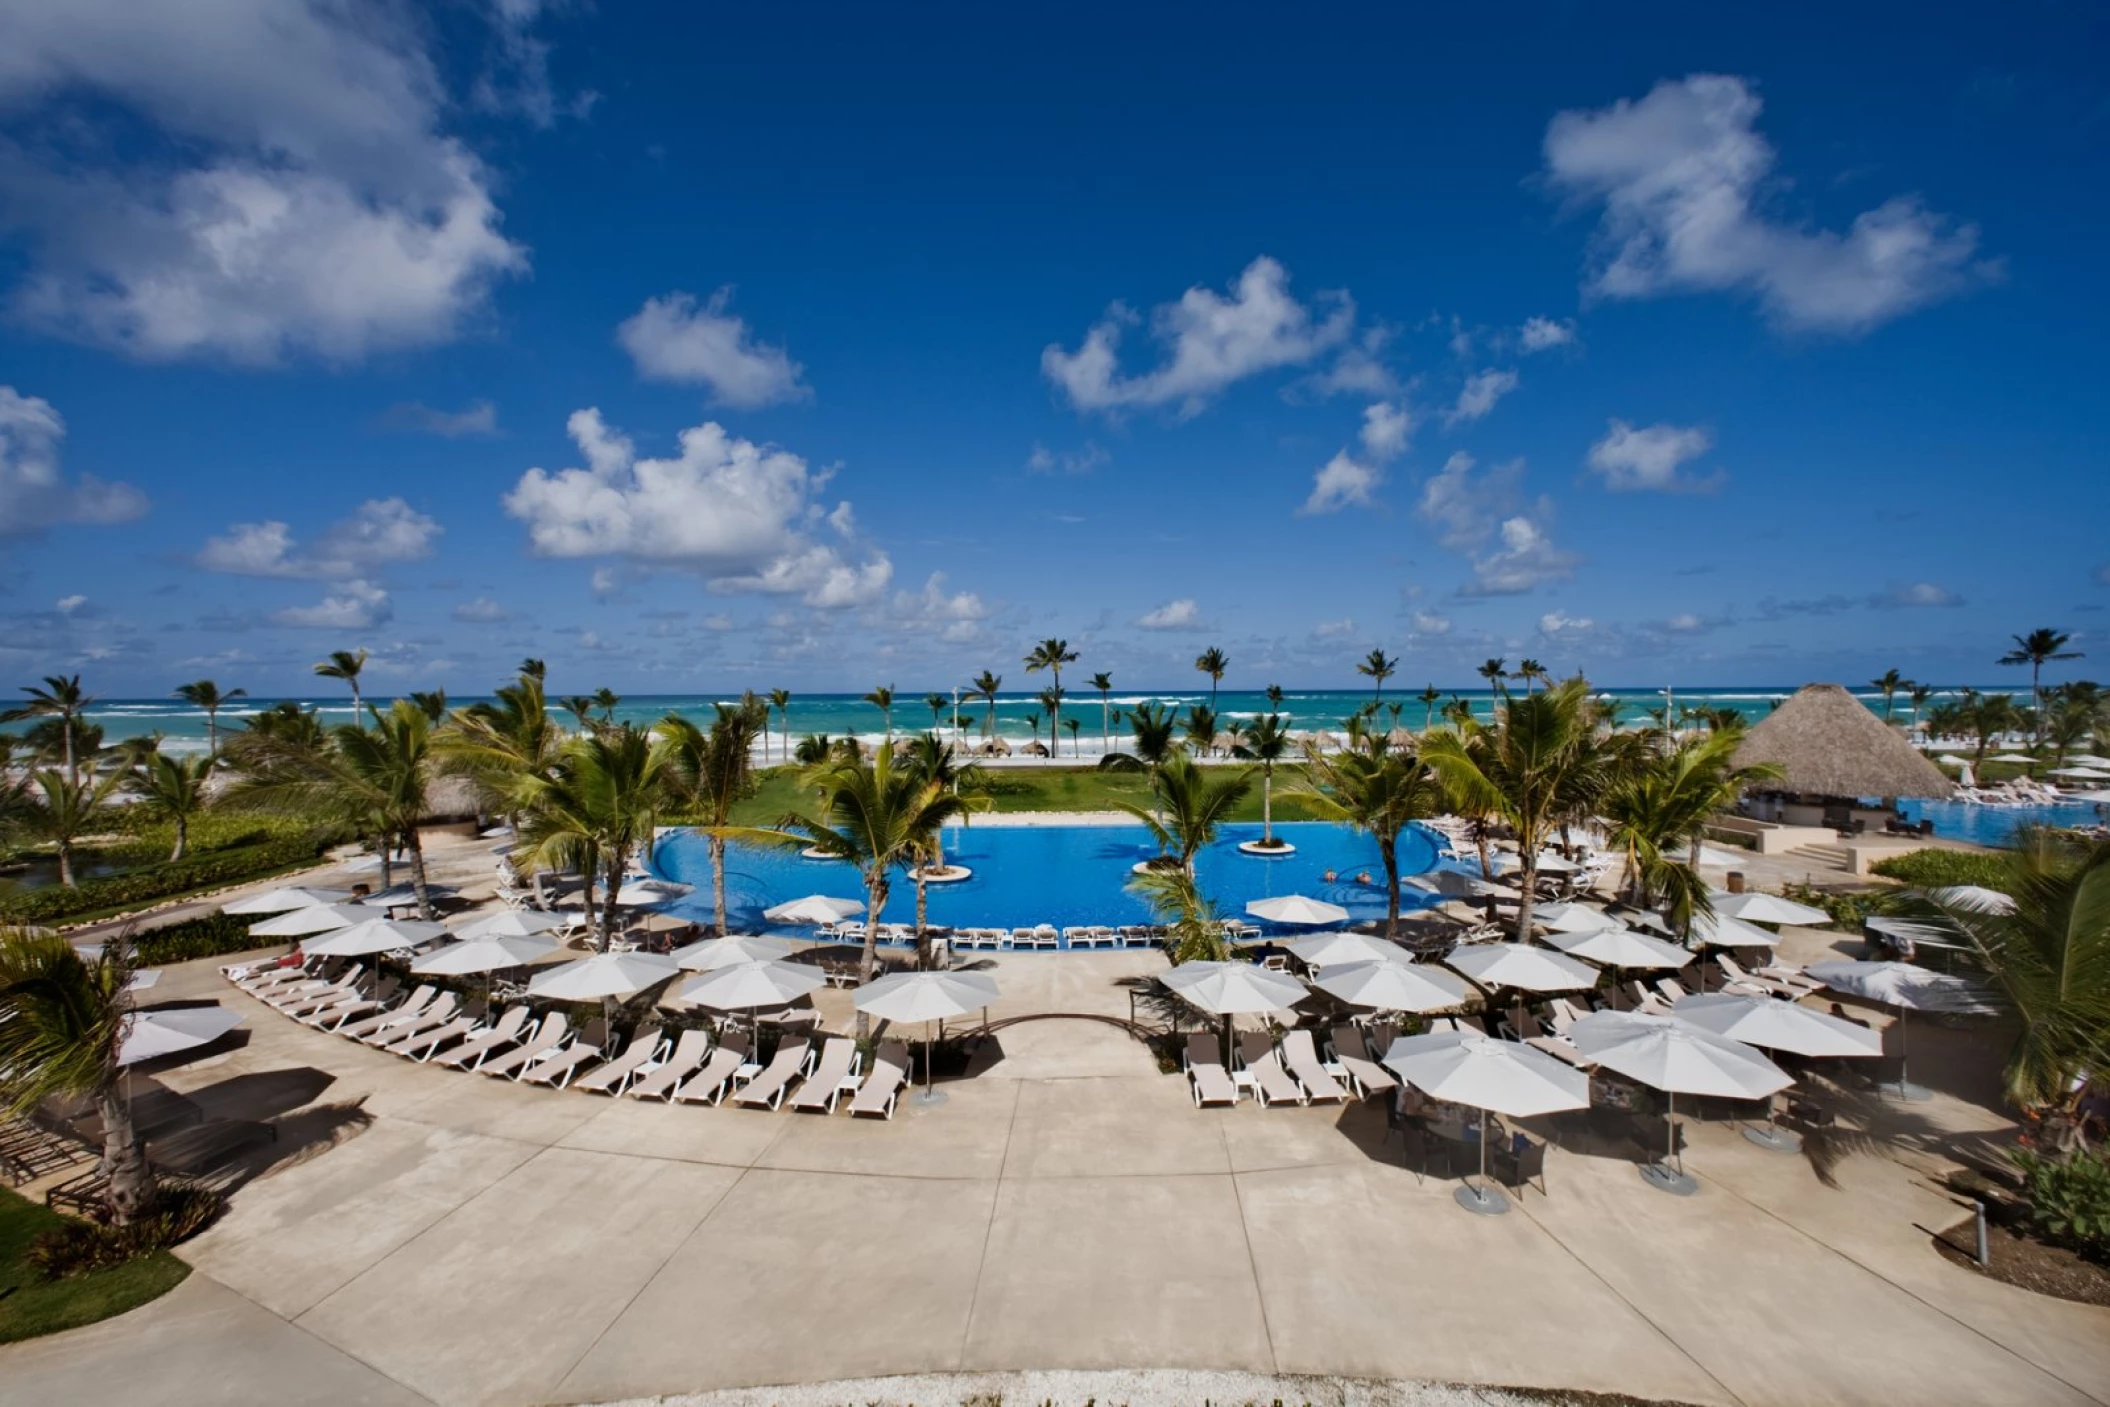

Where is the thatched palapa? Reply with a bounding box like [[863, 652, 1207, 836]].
[[1733, 683, 1955, 800]]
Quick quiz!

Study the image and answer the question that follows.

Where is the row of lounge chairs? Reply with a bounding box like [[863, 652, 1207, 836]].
[[224, 957, 914, 1119], [1183, 1027, 1403, 1108]]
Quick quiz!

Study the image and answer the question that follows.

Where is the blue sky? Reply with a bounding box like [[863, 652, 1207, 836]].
[[1, 2, 2105, 699]]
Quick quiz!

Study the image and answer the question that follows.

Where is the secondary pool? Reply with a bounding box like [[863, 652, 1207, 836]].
[[1898, 798, 2107, 848], [647, 821, 1446, 934]]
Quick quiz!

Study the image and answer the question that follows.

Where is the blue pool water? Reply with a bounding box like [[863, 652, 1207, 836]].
[[1898, 798, 2106, 848], [648, 821, 1445, 935]]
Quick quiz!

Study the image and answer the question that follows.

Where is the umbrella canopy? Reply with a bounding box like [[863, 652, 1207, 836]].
[[852, 969, 1000, 1023], [1381, 1030, 1591, 1118], [247, 902, 368, 937], [1686, 911, 1784, 949], [529, 950, 681, 1001], [305, 917, 449, 956], [450, 909, 575, 940], [1987, 753, 2037, 765], [1569, 1010, 1793, 1100], [1532, 901, 1620, 934], [1671, 993, 1883, 1058], [1286, 931, 1408, 968], [670, 933, 801, 970], [1312, 960, 1469, 1012], [1529, 850, 1580, 874], [611, 878, 690, 907], [411, 934, 561, 975], [1927, 885, 2017, 916], [1161, 961, 1308, 1016], [1708, 891, 1833, 927], [1803, 960, 1997, 1014], [1245, 894, 1351, 926], [2048, 765, 2110, 779], [2067, 789, 2110, 804], [357, 883, 459, 909], [223, 886, 352, 915], [1540, 926, 1690, 970], [1407, 870, 1515, 900], [1935, 754, 1968, 766], [763, 894, 865, 925], [117, 1006, 243, 1065], [2072, 753, 2110, 766], [1446, 943, 1599, 993], [677, 958, 825, 1009]]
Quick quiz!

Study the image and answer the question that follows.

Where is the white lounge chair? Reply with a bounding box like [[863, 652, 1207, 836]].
[[519, 1021, 610, 1089], [848, 1040, 910, 1119], [1237, 1032, 1306, 1107], [671, 1034, 751, 1105], [788, 1037, 862, 1113], [1184, 1033, 1239, 1108], [386, 1009, 484, 1060], [477, 1012, 573, 1079], [573, 1028, 667, 1095], [334, 986, 438, 1041], [1279, 1029, 1351, 1103], [622, 1029, 713, 1101], [1326, 1026, 1397, 1097], [361, 993, 459, 1048], [731, 1037, 813, 1110], [431, 1006, 532, 1069]]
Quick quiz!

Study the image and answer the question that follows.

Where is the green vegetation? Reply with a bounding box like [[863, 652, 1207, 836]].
[[1870, 848, 2016, 892], [0, 826, 327, 925], [2011, 1148, 2110, 1261], [0, 1188, 189, 1345], [134, 911, 275, 965]]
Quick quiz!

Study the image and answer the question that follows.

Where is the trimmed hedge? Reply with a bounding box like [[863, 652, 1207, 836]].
[[134, 912, 277, 965], [1869, 848, 2015, 894], [0, 836, 325, 925]]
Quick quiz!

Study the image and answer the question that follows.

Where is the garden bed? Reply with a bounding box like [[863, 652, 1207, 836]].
[[0, 1188, 189, 1344], [1931, 1217, 2110, 1308]]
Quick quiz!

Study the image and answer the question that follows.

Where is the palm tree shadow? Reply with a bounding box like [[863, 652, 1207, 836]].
[[214, 1097, 376, 1194]]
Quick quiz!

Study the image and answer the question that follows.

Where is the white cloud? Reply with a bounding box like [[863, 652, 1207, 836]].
[[1586, 419, 1723, 492], [1462, 516, 1580, 597], [1543, 74, 1993, 334], [1416, 451, 1524, 550], [503, 409, 892, 609], [1538, 610, 1595, 636], [377, 400, 499, 438], [1445, 369, 1518, 426], [0, 1, 530, 362], [1360, 401, 1414, 460], [197, 498, 440, 579], [271, 579, 390, 630], [54, 594, 86, 614], [1025, 442, 1109, 476], [1292, 331, 1399, 399], [701, 613, 736, 631], [452, 597, 509, 623], [887, 573, 989, 642], [1410, 610, 1452, 636], [0, 386, 147, 539], [1518, 316, 1578, 352], [1043, 256, 1353, 415], [1138, 598, 1203, 631], [1872, 581, 1962, 609], [1299, 451, 1381, 516], [616, 290, 812, 408], [1313, 617, 1355, 639]]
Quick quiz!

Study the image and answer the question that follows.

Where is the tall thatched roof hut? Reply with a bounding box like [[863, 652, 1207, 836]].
[[1733, 683, 1955, 801]]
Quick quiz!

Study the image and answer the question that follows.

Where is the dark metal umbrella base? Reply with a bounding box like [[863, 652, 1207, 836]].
[[1743, 1124, 1802, 1153], [1455, 1182, 1511, 1216], [910, 1088, 949, 1108], [1640, 1161, 1700, 1195]]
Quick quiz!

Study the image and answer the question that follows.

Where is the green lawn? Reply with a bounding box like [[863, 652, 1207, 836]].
[[728, 764, 1328, 825], [0, 1188, 189, 1345]]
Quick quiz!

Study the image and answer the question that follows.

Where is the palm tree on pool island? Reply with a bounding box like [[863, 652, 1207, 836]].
[[1194, 646, 1229, 705], [1233, 712, 1295, 849], [1118, 754, 1250, 872], [2000, 628, 2082, 748]]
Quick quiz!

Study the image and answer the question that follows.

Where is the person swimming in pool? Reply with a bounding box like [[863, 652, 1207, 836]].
[[1356, 871, 1373, 885], [1322, 869, 1338, 882]]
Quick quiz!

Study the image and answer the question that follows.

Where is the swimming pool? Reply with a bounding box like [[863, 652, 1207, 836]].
[[1897, 798, 2107, 848], [647, 821, 1446, 935]]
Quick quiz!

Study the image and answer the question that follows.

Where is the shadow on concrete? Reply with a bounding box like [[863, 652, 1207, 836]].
[[186, 1068, 339, 1124]]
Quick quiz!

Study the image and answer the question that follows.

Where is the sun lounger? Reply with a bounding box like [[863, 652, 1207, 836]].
[[731, 1037, 813, 1110], [267, 970, 365, 1014], [848, 1040, 911, 1119], [671, 1034, 750, 1105], [1184, 1033, 1239, 1108], [297, 978, 398, 1030], [430, 1006, 532, 1069], [622, 1029, 713, 1100], [1655, 978, 1694, 1004], [788, 1036, 862, 1113], [361, 993, 459, 1047], [1237, 1032, 1306, 1107], [1527, 1033, 1592, 1067], [520, 1021, 610, 1089], [477, 1012, 572, 1080], [1279, 1029, 1351, 1103], [570, 1027, 667, 1095], [334, 986, 438, 1041], [385, 1005, 484, 1060], [1327, 1026, 1397, 1097]]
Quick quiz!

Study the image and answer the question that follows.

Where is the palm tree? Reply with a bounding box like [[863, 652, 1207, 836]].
[[409, 690, 449, 723], [436, 670, 563, 898], [1418, 684, 1443, 731], [1127, 864, 1232, 966], [1233, 713, 1295, 848], [2001, 629, 2083, 748], [1117, 754, 1251, 870], [1357, 649, 1398, 705], [1194, 646, 1229, 705], [1515, 658, 1547, 694], [2047, 692, 2101, 767], [559, 696, 596, 732], [970, 671, 1002, 744], [767, 689, 792, 764], [1088, 672, 1115, 754], [1289, 734, 1441, 937], [4, 675, 95, 783], [794, 734, 834, 765], [900, 736, 991, 963], [864, 684, 896, 746], [1184, 703, 1220, 758], [174, 679, 247, 756], [313, 648, 369, 719], [1421, 677, 1605, 938], [508, 725, 675, 952], [1964, 692, 2022, 766], [519, 657, 547, 682], [0, 931, 158, 1222], [1600, 732, 1781, 930], [658, 697, 768, 934], [925, 692, 949, 743], [1265, 683, 1285, 710], [1907, 682, 1935, 723], [1100, 701, 1179, 782], [1025, 710, 1043, 755], [1476, 657, 1508, 698], [1024, 639, 1079, 755], [11, 765, 123, 886], [130, 749, 215, 861], [1871, 668, 1906, 723], [1035, 685, 1065, 755], [590, 687, 622, 723], [1064, 717, 1081, 756]]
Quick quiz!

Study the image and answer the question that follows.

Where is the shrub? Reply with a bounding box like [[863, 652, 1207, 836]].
[[2010, 1148, 2110, 1260], [0, 836, 326, 925], [1779, 881, 1903, 930], [134, 912, 275, 965], [25, 1186, 224, 1280], [1869, 848, 2015, 893]]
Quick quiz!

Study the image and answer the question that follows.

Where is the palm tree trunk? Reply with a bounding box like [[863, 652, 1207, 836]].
[[598, 851, 625, 953], [915, 871, 931, 970], [709, 834, 729, 935], [1380, 833, 1399, 938], [96, 1084, 155, 1225], [170, 815, 188, 863], [1514, 857, 1539, 940], [406, 827, 434, 921], [856, 873, 886, 1038]]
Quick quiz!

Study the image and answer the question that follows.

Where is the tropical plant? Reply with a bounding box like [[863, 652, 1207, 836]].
[[2002, 629, 2083, 748], [0, 930, 157, 1223], [507, 725, 675, 952], [1088, 672, 1114, 753], [1024, 639, 1078, 753], [767, 689, 792, 764], [519, 657, 547, 682], [1194, 646, 1229, 704], [2048, 694, 2101, 767], [1515, 658, 1547, 694], [1232, 713, 1295, 847], [1036, 685, 1066, 755], [1116, 754, 1250, 870], [4, 675, 95, 783], [1599, 732, 1781, 931], [1100, 701, 1179, 779], [1908, 682, 1935, 720], [1183, 702, 1220, 758], [1418, 684, 1443, 731], [128, 750, 216, 862], [970, 670, 1002, 742], [1064, 717, 1081, 755], [864, 684, 895, 745], [173, 679, 246, 756], [436, 669, 563, 829], [1265, 683, 1285, 710], [1871, 668, 1905, 722], [312, 648, 368, 718], [794, 733, 834, 765], [1476, 657, 1508, 698], [658, 698, 769, 933], [590, 687, 622, 722], [925, 692, 950, 741], [559, 695, 596, 732], [2008, 1148, 2110, 1257], [1127, 864, 1232, 966], [8, 766, 124, 887], [1289, 735, 1441, 937], [1964, 691, 2023, 765], [1358, 649, 1397, 704], [1024, 711, 1042, 754]]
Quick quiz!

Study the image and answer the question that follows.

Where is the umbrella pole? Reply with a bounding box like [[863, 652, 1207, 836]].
[[1891, 1009, 1931, 1101], [1455, 1104, 1508, 1216], [1640, 1091, 1699, 1196]]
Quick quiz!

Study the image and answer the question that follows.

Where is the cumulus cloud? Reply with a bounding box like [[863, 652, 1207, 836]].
[[1871, 581, 1962, 609], [1360, 401, 1414, 460], [887, 573, 989, 642], [376, 400, 499, 438], [54, 594, 87, 614], [1543, 74, 1994, 334], [1416, 452, 1524, 551], [1299, 451, 1382, 516], [1138, 598, 1204, 631], [0, 1, 531, 362], [197, 498, 440, 579], [1025, 442, 1109, 476], [1445, 369, 1518, 426], [616, 290, 812, 408], [452, 597, 509, 623], [1586, 419, 1723, 492], [1518, 317, 1578, 352], [0, 386, 148, 540], [503, 409, 892, 609], [271, 579, 390, 629], [1416, 452, 1577, 596], [1538, 611, 1595, 637], [1043, 256, 1353, 416], [1313, 617, 1355, 639], [1410, 610, 1452, 636], [1462, 516, 1580, 597]]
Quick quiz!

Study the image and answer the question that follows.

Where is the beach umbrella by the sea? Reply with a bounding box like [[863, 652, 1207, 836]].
[[1286, 931, 1408, 968], [670, 932, 802, 971], [1686, 911, 1784, 950], [1381, 1031, 1588, 1216], [248, 903, 368, 938], [852, 970, 1001, 1106], [1446, 943, 1598, 994], [1803, 959, 1996, 1100], [1246, 894, 1351, 927], [117, 1006, 243, 1066], [449, 909, 575, 941], [530, 950, 681, 1001], [223, 886, 352, 915], [1531, 901, 1620, 934], [411, 933, 560, 976], [305, 918, 448, 957], [1311, 960, 1469, 1013], [1570, 1010, 1791, 1195], [1707, 891, 1832, 927], [1540, 926, 1689, 971], [764, 894, 865, 925]]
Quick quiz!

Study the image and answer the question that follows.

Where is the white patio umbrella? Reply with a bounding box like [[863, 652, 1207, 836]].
[[1408, 870, 1516, 900], [1529, 850, 1580, 874], [1803, 959, 1997, 1100], [1570, 1010, 1792, 1194], [1926, 885, 2017, 916], [670, 932, 800, 971], [1311, 960, 1469, 1013], [449, 909, 574, 941], [1531, 901, 1620, 934], [117, 1006, 243, 1066], [2072, 753, 2110, 766], [1670, 989, 1881, 1151], [357, 883, 459, 910], [1245, 894, 1351, 926], [304, 917, 449, 957], [2067, 789, 2110, 804], [1934, 754, 1968, 766], [411, 933, 560, 975], [1540, 926, 1689, 971], [1381, 1030, 1589, 1216], [677, 959, 826, 1046], [1446, 943, 1599, 994], [1162, 960, 1308, 1068], [1987, 753, 2037, 765], [248, 903, 368, 937], [529, 950, 680, 1001], [1707, 891, 1832, 927], [2048, 765, 2110, 779], [764, 894, 866, 925], [1686, 911, 1784, 950], [853, 970, 1001, 1106], [223, 885, 352, 915], [1286, 931, 1407, 968], [611, 878, 690, 907]]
